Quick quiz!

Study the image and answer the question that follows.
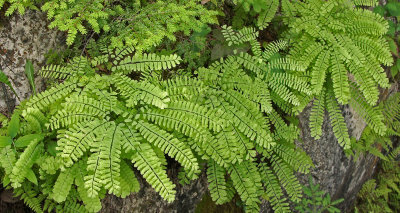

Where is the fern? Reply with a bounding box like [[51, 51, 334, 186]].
[[286, 0, 392, 106]]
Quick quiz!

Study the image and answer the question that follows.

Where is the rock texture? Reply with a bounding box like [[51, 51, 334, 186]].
[[0, 10, 64, 116], [100, 168, 209, 213]]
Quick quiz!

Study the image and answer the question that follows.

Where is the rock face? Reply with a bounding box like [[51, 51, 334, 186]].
[[100, 169, 209, 213], [0, 10, 63, 116], [294, 106, 379, 212]]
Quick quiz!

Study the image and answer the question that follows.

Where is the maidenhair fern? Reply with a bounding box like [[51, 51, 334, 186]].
[[284, 0, 393, 149], [0, 28, 315, 212]]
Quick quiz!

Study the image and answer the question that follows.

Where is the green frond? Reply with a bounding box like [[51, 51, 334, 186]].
[[130, 143, 176, 202], [99, 122, 122, 195], [216, 94, 274, 149], [141, 107, 211, 149], [350, 83, 386, 136], [228, 161, 262, 213], [135, 120, 200, 178], [268, 109, 298, 143], [231, 125, 256, 161], [165, 101, 225, 132], [353, 0, 378, 6], [257, 0, 279, 30], [24, 79, 77, 111], [14, 184, 44, 213], [311, 50, 330, 95], [0, 145, 16, 175], [49, 95, 109, 130], [269, 155, 303, 203], [162, 76, 205, 101], [112, 74, 169, 109], [10, 139, 43, 188], [352, 36, 393, 67], [234, 52, 268, 77], [250, 39, 262, 57], [39, 64, 72, 80], [207, 160, 231, 204], [268, 79, 300, 106], [221, 25, 258, 46], [57, 119, 111, 167], [310, 90, 326, 140], [326, 91, 351, 149], [51, 166, 76, 203], [113, 53, 181, 74], [272, 144, 313, 174], [75, 162, 102, 213], [262, 40, 288, 61], [268, 58, 305, 72], [119, 125, 142, 153], [116, 160, 140, 198], [271, 72, 311, 95], [259, 163, 290, 213], [350, 63, 380, 106], [330, 52, 350, 105]]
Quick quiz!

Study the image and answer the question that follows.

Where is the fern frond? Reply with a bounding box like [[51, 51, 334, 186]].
[[51, 166, 76, 203], [135, 120, 200, 178], [75, 162, 102, 213], [311, 50, 330, 95], [113, 53, 181, 74], [353, 0, 378, 6], [310, 90, 326, 140], [207, 160, 230, 204], [49, 95, 109, 129], [262, 40, 288, 61], [24, 79, 77, 111], [269, 155, 303, 202], [221, 25, 258, 46], [229, 161, 262, 213], [57, 119, 111, 167], [130, 143, 176, 202], [0, 145, 16, 175], [14, 184, 44, 213], [112, 74, 169, 109], [166, 101, 225, 132], [257, 0, 279, 30], [10, 139, 43, 188], [116, 160, 140, 198], [259, 163, 290, 213], [350, 83, 386, 136], [330, 52, 350, 104], [326, 91, 351, 149]]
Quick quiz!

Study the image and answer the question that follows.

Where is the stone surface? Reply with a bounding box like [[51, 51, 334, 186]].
[[100, 167, 209, 213], [0, 10, 64, 116]]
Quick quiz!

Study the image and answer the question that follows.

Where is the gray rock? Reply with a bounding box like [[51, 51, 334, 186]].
[[0, 10, 64, 116]]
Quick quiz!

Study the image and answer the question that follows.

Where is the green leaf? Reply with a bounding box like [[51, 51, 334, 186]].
[[25, 59, 36, 95], [8, 113, 20, 139], [373, 6, 386, 16], [25, 169, 38, 185], [47, 141, 58, 156], [388, 38, 399, 57], [386, 2, 400, 16], [14, 134, 44, 148], [0, 136, 12, 147], [0, 69, 19, 99]]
